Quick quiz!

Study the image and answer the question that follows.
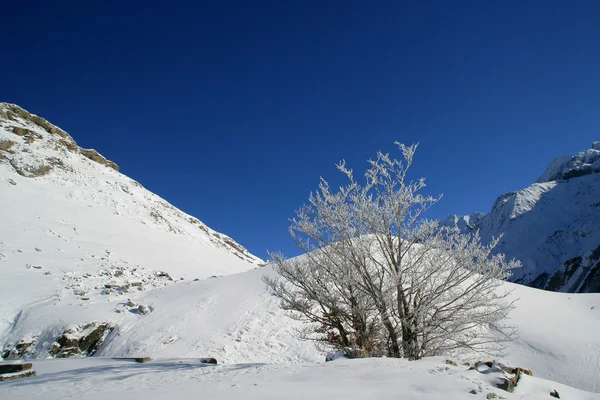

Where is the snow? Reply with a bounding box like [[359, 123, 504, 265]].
[[1, 357, 598, 400], [1, 104, 599, 398]]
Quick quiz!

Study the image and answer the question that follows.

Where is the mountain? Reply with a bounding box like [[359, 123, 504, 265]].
[[442, 142, 600, 293], [1, 105, 599, 396], [0, 103, 262, 351]]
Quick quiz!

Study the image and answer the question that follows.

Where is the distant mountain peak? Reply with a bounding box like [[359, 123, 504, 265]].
[[442, 142, 600, 293]]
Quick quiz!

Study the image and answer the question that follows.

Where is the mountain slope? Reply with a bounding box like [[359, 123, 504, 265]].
[[0, 103, 262, 340], [442, 142, 600, 292]]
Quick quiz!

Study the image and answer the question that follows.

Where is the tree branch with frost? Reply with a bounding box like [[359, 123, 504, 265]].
[[264, 142, 520, 359]]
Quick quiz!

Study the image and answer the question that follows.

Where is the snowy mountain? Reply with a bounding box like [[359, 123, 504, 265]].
[[1, 105, 599, 397], [442, 142, 600, 293], [0, 103, 263, 352]]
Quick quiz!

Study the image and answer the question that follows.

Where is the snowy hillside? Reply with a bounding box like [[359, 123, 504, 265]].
[[0, 103, 262, 352], [443, 142, 600, 293], [1, 264, 599, 395]]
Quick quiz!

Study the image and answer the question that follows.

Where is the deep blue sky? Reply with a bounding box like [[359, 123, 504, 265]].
[[3, 1, 599, 259]]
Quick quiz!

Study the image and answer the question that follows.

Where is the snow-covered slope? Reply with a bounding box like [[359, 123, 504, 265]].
[[1, 265, 599, 394], [442, 142, 600, 293], [0, 103, 262, 350]]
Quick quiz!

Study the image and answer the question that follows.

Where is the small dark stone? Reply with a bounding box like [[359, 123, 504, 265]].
[[200, 358, 217, 364], [550, 390, 560, 399]]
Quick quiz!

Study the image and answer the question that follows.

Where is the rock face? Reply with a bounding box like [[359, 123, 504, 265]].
[[0, 104, 119, 172], [49, 322, 115, 358], [2, 322, 114, 360], [1, 339, 36, 360], [442, 142, 600, 293]]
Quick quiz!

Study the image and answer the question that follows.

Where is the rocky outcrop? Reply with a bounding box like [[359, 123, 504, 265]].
[[80, 148, 119, 171], [1, 339, 37, 360], [0, 140, 15, 151], [48, 322, 115, 358], [537, 142, 600, 183], [0, 103, 119, 173], [470, 361, 532, 393]]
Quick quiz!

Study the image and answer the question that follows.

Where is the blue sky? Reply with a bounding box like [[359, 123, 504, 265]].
[[3, 1, 599, 259]]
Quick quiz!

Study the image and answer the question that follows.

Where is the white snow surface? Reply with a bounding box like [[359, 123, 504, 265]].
[[2, 356, 599, 400], [1, 105, 599, 397]]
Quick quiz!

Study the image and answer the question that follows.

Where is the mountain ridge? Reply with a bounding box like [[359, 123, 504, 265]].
[[442, 142, 600, 292], [0, 102, 261, 265]]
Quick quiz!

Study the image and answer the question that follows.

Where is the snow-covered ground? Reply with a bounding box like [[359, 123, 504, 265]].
[[1, 104, 599, 398], [1, 356, 598, 400]]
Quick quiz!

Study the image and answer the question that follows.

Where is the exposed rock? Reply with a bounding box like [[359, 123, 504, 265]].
[[500, 365, 533, 377], [135, 357, 152, 363], [550, 389, 560, 398], [156, 271, 173, 281], [138, 304, 152, 315], [325, 347, 368, 362], [7, 126, 42, 143], [444, 359, 458, 367], [80, 148, 119, 171], [9, 159, 53, 177], [0, 140, 15, 151], [1, 339, 36, 360], [486, 393, 497, 399], [472, 361, 530, 393], [495, 373, 519, 393], [0, 363, 32, 374], [49, 322, 115, 358], [0, 370, 36, 382], [200, 358, 217, 364], [58, 138, 78, 151]]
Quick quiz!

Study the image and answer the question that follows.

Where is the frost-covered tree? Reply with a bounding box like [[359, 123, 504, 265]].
[[264, 143, 520, 359]]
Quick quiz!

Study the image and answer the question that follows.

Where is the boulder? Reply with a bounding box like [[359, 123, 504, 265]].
[[138, 304, 151, 315], [325, 347, 368, 362], [50, 322, 114, 358]]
